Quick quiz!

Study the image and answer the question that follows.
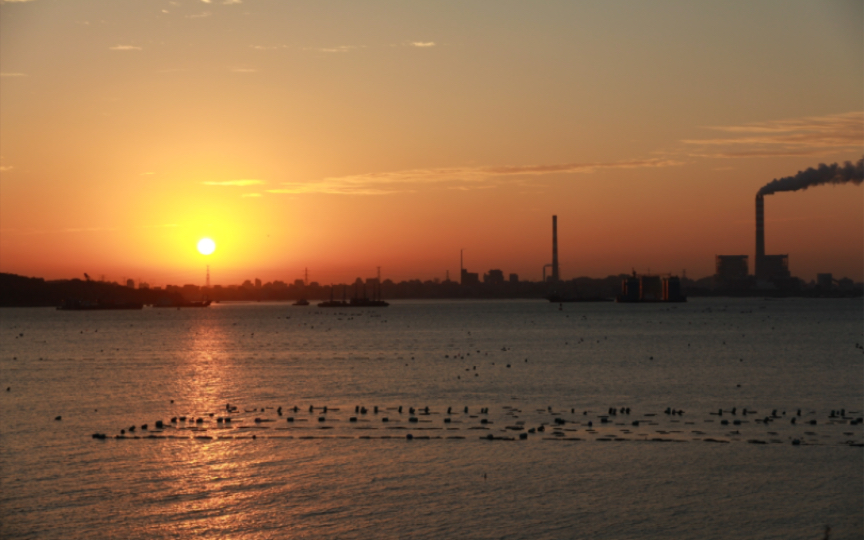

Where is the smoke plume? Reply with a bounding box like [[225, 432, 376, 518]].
[[758, 157, 863, 196]]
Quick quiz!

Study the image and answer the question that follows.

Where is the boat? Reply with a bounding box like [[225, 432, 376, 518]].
[[57, 299, 144, 310], [349, 297, 389, 307], [151, 299, 212, 308], [318, 286, 349, 308], [292, 298, 310, 306]]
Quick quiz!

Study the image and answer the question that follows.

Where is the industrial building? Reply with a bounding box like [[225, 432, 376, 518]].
[[715, 255, 748, 282], [755, 194, 791, 281]]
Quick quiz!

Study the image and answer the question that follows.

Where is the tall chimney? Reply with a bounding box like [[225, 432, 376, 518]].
[[551, 215, 559, 282], [755, 194, 765, 280]]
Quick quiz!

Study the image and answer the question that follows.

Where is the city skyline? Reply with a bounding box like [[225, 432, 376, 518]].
[[1, 1, 862, 285]]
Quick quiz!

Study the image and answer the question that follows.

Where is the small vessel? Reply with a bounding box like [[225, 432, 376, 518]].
[[318, 286, 349, 308], [151, 298, 212, 308], [57, 299, 144, 310], [292, 298, 310, 306]]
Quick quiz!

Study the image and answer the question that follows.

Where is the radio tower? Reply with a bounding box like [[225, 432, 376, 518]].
[[206, 265, 210, 288]]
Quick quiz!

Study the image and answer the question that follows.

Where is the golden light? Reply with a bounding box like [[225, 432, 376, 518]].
[[197, 238, 216, 256]]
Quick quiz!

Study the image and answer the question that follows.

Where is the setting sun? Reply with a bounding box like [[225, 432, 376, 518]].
[[197, 238, 216, 256]]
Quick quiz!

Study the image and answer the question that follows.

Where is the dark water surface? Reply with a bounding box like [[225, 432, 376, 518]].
[[1, 298, 862, 539]]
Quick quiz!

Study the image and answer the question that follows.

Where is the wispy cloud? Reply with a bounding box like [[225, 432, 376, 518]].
[[0, 166, 13, 172], [0, 0, 38, 3], [682, 111, 863, 159], [109, 45, 142, 51], [267, 159, 683, 196], [410, 42, 436, 48], [241, 192, 262, 198], [0, 72, 27, 77], [202, 179, 265, 186], [223, 0, 242, 4], [140, 171, 156, 176], [188, 11, 211, 18], [306, 45, 361, 53]]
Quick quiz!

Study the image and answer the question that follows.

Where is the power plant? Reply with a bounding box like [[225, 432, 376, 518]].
[[754, 193, 790, 281], [715, 158, 862, 291]]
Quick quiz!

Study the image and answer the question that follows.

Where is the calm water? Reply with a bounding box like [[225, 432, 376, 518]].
[[1, 298, 862, 539]]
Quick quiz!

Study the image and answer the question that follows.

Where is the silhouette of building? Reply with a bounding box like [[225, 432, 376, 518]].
[[755, 194, 791, 281], [715, 255, 748, 283], [461, 269, 480, 286], [509, 273, 519, 284], [484, 269, 504, 285]]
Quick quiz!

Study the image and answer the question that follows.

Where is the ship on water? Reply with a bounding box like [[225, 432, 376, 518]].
[[319, 270, 389, 307], [616, 272, 686, 303], [151, 298, 212, 308], [57, 299, 144, 310], [318, 285, 349, 308]]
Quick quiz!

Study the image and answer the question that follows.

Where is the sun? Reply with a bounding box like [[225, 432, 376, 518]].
[[197, 238, 216, 255]]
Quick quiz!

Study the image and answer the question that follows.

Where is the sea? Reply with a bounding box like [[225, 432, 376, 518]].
[[1, 298, 862, 539]]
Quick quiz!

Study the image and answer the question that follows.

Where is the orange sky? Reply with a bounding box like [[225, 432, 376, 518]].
[[1, 0, 862, 286]]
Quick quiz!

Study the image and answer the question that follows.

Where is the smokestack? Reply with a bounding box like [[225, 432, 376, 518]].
[[755, 194, 765, 280], [551, 215, 559, 282]]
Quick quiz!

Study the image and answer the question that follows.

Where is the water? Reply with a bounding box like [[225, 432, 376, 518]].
[[1, 298, 862, 539]]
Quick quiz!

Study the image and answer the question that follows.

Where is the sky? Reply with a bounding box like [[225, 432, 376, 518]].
[[1, 0, 862, 286]]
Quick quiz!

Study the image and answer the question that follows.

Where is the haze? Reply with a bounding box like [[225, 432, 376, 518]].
[[1, 0, 862, 286]]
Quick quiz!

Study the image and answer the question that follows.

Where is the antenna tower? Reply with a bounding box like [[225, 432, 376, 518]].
[[206, 265, 210, 288]]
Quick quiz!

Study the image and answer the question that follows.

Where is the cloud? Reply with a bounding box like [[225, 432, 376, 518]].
[[267, 158, 683, 196], [682, 111, 863, 158], [306, 45, 360, 53], [140, 171, 156, 176], [109, 45, 142, 51], [0, 0, 38, 3], [188, 11, 211, 18], [411, 42, 436, 47], [0, 166, 13, 172], [202, 179, 265, 186], [241, 192, 262, 198], [0, 72, 27, 77], [223, 0, 242, 4]]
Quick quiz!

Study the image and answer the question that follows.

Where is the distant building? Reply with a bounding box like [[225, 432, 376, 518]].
[[294, 279, 305, 287], [139, 282, 150, 290], [715, 255, 748, 283], [461, 269, 479, 286], [126, 279, 135, 288], [760, 255, 790, 280], [509, 273, 519, 284], [484, 269, 504, 285], [817, 273, 833, 290], [255, 278, 262, 288]]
